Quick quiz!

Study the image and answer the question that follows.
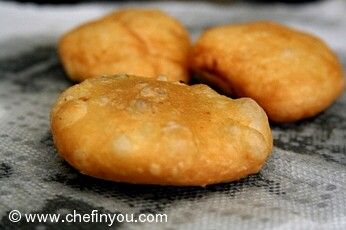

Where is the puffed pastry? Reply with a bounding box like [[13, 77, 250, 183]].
[[50, 74, 273, 186], [190, 21, 344, 122], [59, 8, 191, 82]]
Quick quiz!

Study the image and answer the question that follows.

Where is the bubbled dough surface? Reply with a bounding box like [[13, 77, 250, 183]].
[[58, 8, 191, 82], [191, 21, 345, 123], [51, 75, 272, 186]]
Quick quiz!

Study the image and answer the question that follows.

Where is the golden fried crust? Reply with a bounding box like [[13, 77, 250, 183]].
[[50, 74, 272, 186], [190, 21, 345, 123], [58, 8, 191, 82]]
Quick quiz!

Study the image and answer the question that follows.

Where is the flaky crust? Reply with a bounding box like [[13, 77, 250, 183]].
[[50, 74, 272, 186], [58, 8, 191, 82], [190, 21, 345, 123]]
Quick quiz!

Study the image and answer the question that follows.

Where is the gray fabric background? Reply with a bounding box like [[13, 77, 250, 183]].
[[0, 1, 345, 229]]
